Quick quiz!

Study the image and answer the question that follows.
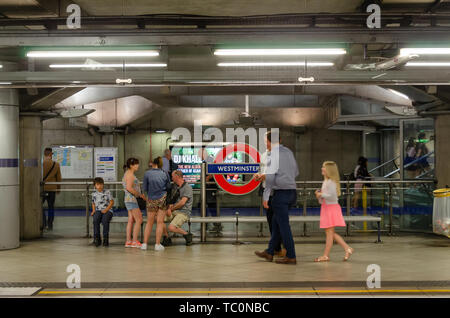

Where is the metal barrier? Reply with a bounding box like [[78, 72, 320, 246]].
[[42, 174, 436, 240]]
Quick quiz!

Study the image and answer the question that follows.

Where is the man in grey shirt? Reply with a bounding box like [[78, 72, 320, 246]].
[[255, 131, 299, 265], [166, 170, 194, 246]]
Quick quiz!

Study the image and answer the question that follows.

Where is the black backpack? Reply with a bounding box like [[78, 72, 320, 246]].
[[165, 182, 186, 206]]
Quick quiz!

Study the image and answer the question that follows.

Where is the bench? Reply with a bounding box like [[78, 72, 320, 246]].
[[188, 214, 382, 243], [94, 214, 382, 244]]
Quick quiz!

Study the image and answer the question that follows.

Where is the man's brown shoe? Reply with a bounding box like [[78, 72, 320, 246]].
[[274, 248, 287, 258], [275, 257, 297, 265], [254, 250, 273, 262]]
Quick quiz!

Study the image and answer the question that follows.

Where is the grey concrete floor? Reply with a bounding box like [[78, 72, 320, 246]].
[[1, 217, 449, 297]]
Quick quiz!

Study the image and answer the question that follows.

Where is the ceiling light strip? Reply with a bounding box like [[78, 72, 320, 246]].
[[405, 62, 450, 67], [188, 80, 281, 84], [49, 63, 167, 68], [214, 49, 346, 56], [27, 50, 159, 58], [217, 62, 333, 67], [400, 48, 450, 56]]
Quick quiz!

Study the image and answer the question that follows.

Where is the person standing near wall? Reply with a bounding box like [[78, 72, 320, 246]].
[[162, 149, 178, 180], [122, 158, 145, 248], [42, 147, 62, 231], [255, 131, 299, 265]]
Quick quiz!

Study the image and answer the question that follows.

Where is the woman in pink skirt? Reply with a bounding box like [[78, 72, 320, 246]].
[[314, 161, 354, 262]]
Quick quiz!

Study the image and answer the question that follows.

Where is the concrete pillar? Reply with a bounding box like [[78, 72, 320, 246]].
[[0, 87, 20, 250], [435, 115, 450, 189], [19, 116, 42, 239]]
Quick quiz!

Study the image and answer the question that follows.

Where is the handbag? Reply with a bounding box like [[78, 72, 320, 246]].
[[136, 197, 147, 210], [125, 185, 146, 210]]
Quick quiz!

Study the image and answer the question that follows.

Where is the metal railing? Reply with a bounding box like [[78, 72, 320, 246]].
[[367, 152, 435, 179], [384, 151, 435, 178], [368, 155, 400, 175], [42, 172, 436, 240]]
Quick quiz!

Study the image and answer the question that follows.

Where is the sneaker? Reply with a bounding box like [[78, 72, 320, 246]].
[[131, 241, 142, 248], [124, 241, 133, 248], [183, 233, 193, 246], [154, 244, 165, 251], [141, 243, 147, 250]]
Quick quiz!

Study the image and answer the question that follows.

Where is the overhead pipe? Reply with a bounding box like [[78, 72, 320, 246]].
[[418, 110, 450, 116], [19, 112, 59, 118]]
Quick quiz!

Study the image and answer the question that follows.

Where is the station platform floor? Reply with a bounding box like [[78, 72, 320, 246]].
[[0, 227, 449, 297]]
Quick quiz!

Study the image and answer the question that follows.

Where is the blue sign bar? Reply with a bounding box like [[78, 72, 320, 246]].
[[207, 163, 260, 174]]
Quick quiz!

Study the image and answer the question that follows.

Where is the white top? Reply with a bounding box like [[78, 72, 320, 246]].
[[319, 179, 339, 205]]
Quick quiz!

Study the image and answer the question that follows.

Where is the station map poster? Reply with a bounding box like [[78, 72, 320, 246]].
[[94, 147, 118, 182], [52, 146, 94, 179]]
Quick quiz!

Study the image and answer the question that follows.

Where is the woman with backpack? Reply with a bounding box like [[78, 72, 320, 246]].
[[141, 157, 171, 251]]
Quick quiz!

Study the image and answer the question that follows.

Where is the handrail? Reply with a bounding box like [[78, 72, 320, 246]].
[[44, 179, 436, 186], [415, 168, 435, 179], [368, 155, 400, 174], [384, 151, 435, 178], [42, 175, 437, 238]]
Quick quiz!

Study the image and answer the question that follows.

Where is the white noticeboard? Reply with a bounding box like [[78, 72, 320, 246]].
[[52, 146, 94, 179], [94, 147, 118, 182]]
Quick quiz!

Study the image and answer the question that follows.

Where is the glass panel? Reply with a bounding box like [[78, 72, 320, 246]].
[[43, 180, 435, 238], [403, 118, 435, 180]]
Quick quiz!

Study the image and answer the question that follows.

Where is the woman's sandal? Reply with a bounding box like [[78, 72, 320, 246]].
[[343, 247, 354, 261], [314, 256, 330, 262]]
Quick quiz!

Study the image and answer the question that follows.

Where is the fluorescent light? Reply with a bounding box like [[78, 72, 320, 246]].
[[214, 49, 346, 56], [405, 62, 450, 67], [388, 89, 410, 100], [155, 129, 167, 133], [49, 63, 167, 68], [27, 50, 159, 58], [188, 80, 280, 84], [217, 62, 333, 67], [400, 48, 450, 56], [0, 82, 12, 85]]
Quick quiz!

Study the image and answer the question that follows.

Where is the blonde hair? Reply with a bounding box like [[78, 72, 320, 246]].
[[323, 161, 341, 196]]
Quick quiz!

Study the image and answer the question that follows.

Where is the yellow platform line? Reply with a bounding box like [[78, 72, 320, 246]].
[[38, 289, 450, 295]]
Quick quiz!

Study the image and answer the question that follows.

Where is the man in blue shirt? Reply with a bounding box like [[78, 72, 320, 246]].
[[255, 131, 299, 264]]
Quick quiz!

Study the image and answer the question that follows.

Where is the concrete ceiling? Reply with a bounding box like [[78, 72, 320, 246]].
[[1, 0, 446, 19], [72, 0, 364, 16], [3, 0, 450, 130]]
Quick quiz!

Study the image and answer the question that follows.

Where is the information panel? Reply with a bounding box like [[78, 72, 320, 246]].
[[52, 146, 94, 179], [94, 147, 118, 182]]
